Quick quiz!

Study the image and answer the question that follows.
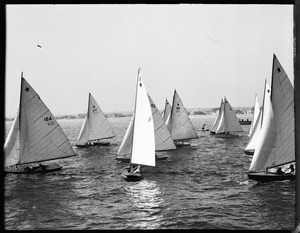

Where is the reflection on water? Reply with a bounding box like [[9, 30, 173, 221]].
[[123, 180, 164, 229]]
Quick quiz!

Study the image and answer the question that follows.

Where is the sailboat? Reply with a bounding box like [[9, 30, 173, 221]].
[[121, 68, 155, 181], [248, 54, 295, 182], [210, 97, 243, 137], [244, 81, 269, 155], [116, 94, 176, 162], [75, 93, 115, 148], [162, 98, 171, 123], [166, 89, 198, 147], [4, 73, 76, 174]]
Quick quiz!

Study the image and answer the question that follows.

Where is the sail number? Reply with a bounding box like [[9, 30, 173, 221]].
[[44, 116, 55, 126], [92, 108, 98, 114]]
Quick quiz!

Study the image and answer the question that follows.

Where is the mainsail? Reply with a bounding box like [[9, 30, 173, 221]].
[[249, 54, 294, 171], [265, 54, 295, 168], [148, 94, 176, 151], [223, 97, 243, 133], [76, 93, 114, 146], [162, 98, 171, 123], [5, 77, 76, 166], [130, 69, 155, 167], [167, 90, 198, 141]]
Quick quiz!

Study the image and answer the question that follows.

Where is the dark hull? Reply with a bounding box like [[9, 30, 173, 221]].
[[239, 121, 251, 125], [121, 166, 143, 182], [244, 149, 254, 155], [92, 142, 110, 146], [75, 141, 110, 148], [248, 172, 295, 182], [5, 163, 62, 174]]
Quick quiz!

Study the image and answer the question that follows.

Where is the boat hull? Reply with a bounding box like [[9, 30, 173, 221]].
[[92, 142, 110, 146], [174, 141, 191, 147], [75, 141, 110, 148], [239, 121, 251, 125], [121, 166, 143, 182], [248, 172, 295, 182], [197, 129, 209, 131], [5, 163, 62, 174], [244, 149, 254, 155]]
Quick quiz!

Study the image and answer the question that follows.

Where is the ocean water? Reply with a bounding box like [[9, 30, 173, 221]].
[[4, 115, 295, 230]]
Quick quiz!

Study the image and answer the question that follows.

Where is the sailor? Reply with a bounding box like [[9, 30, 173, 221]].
[[286, 164, 295, 174], [133, 165, 141, 174], [24, 165, 33, 172], [277, 167, 284, 175], [130, 164, 136, 173], [39, 163, 46, 171]]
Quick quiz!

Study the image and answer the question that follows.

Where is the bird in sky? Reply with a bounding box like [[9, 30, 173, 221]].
[[37, 44, 42, 48]]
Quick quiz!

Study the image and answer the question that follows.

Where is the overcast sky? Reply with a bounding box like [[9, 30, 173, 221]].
[[5, 4, 293, 118]]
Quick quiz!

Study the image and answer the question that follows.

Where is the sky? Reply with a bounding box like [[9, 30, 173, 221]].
[[5, 4, 294, 118]]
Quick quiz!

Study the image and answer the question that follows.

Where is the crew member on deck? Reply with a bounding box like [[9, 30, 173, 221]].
[[277, 167, 284, 175]]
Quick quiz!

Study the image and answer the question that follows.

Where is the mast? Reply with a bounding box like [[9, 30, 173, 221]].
[[260, 79, 267, 129]]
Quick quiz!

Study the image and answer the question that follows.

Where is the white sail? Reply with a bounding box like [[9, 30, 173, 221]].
[[265, 54, 295, 168], [223, 98, 243, 132], [210, 99, 224, 133], [76, 93, 114, 145], [249, 82, 275, 171], [131, 69, 155, 167], [17, 77, 75, 165], [75, 113, 90, 146], [215, 103, 226, 134], [148, 94, 176, 151], [168, 90, 198, 141], [88, 93, 115, 140], [244, 107, 262, 152], [162, 98, 171, 123], [117, 114, 134, 156], [248, 94, 260, 137], [4, 108, 20, 167]]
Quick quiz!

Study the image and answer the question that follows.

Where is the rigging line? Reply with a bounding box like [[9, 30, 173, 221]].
[[33, 110, 50, 123], [42, 124, 59, 139], [155, 122, 165, 133]]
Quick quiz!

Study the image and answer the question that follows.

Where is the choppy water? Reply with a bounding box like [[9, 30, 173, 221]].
[[4, 115, 295, 230]]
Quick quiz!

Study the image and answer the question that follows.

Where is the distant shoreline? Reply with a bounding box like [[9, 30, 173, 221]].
[[5, 113, 253, 122]]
